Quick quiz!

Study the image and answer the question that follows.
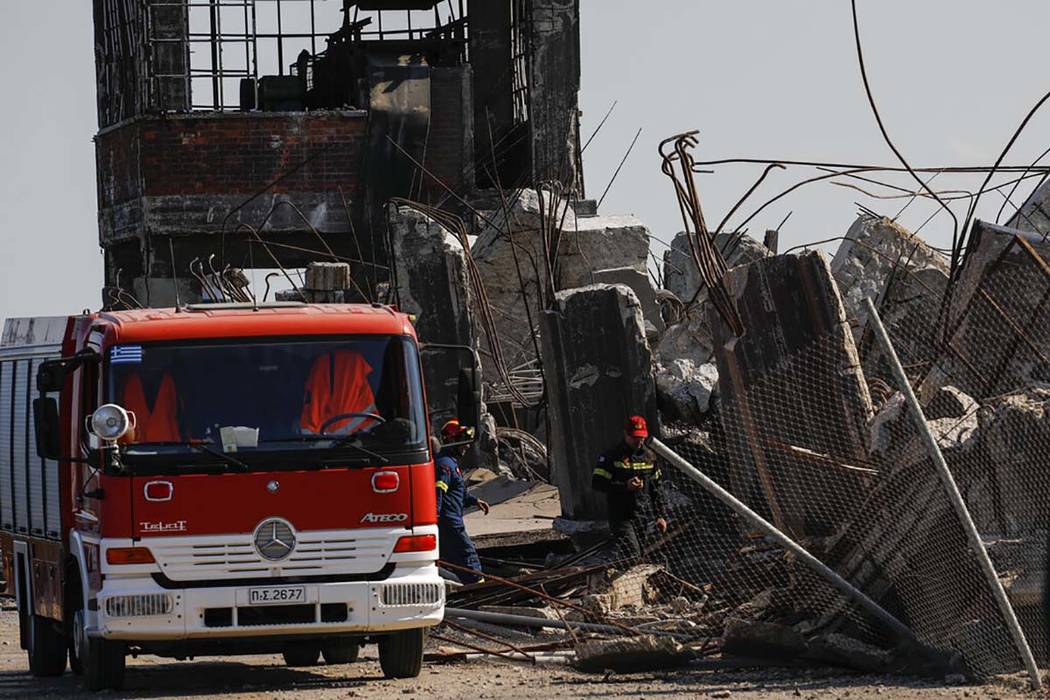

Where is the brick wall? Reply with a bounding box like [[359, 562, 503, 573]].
[[425, 67, 474, 197], [96, 110, 367, 244]]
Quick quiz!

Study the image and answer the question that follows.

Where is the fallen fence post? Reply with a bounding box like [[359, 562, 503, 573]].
[[444, 607, 684, 639], [646, 436, 923, 648], [862, 296, 1042, 691]]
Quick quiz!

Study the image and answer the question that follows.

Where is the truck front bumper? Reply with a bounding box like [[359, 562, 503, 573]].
[[94, 563, 444, 641]]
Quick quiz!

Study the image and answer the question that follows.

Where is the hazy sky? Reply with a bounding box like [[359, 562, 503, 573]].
[[2, 1, 1050, 324]]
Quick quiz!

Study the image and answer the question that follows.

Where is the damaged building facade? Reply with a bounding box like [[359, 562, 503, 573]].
[[92, 0, 581, 306]]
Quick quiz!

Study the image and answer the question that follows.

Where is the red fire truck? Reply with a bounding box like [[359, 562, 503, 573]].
[[0, 302, 466, 691]]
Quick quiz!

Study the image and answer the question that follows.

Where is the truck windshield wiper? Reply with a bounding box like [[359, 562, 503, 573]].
[[124, 441, 249, 472], [189, 443, 250, 472], [273, 435, 390, 465]]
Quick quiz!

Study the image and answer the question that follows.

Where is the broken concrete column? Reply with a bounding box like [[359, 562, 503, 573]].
[[389, 204, 479, 432], [708, 251, 875, 536], [542, 284, 657, 521], [471, 189, 650, 380]]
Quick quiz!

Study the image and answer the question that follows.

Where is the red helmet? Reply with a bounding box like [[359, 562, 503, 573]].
[[441, 418, 475, 443], [625, 415, 649, 438]]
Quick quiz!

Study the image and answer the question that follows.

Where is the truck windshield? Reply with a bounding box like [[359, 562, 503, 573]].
[[105, 335, 428, 469]]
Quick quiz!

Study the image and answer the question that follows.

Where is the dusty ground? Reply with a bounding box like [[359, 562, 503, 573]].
[[0, 607, 1038, 699]]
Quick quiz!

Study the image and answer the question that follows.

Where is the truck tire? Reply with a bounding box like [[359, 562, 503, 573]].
[[378, 628, 424, 679], [282, 646, 321, 667], [321, 640, 360, 664], [75, 609, 125, 691], [27, 614, 67, 677]]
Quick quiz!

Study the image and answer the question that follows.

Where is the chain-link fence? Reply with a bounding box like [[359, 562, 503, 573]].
[[445, 231, 1048, 685]]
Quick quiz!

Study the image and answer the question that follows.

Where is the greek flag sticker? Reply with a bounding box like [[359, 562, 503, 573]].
[[110, 345, 144, 365]]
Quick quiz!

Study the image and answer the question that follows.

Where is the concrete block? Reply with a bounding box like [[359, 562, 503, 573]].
[[542, 284, 657, 521], [593, 266, 664, 335], [574, 635, 691, 673], [305, 262, 351, 291]]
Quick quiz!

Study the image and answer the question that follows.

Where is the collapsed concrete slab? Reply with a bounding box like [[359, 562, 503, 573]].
[[1006, 177, 1050, 237], [542, 284, 657, 521], [921, 220, 1050, 401], [708, 251, 875, 536], [822, 441, 1020, 676], [970, 383, 1050, 535], [389, 204, 479, 430], [831, 214, 949, 340], [471, 190, 650, 380], [831, 215, 950, 384]]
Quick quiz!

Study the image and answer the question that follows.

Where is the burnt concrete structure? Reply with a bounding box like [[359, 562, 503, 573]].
[[92, 0, 582, 305], [389, 204, 479, 430]]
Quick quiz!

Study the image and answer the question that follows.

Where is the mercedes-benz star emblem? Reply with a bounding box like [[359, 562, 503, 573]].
[[253, 518, 296, 561], [266, 480, 280, 494]]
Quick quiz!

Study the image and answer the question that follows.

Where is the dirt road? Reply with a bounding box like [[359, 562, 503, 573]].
[[0, 608, 1032, 699]]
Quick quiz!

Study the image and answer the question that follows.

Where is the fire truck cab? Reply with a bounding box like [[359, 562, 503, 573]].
[[0, 303, 461, 691]]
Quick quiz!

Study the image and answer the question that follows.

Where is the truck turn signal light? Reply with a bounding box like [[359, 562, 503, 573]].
[[106, 547, 156, 565], [393, 534, 437, 553]]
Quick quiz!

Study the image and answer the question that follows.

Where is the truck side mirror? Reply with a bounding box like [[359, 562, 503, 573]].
[[33, 398, 60, 460], [37, 351, 98, 393], [456, 366, 481, 431], [37, 362, 66, 393]]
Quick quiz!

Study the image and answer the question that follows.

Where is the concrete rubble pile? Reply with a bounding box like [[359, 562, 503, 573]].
[[387, 185, 1050, 677]]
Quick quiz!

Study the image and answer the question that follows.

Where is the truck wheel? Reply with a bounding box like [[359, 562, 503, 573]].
[[75, 609, 125, 691], [27, 614, 67, 677], [378, 628, 424, 679], [321, 640, 360, 664], [68, 639, 83, 676], [282, 646, 321, 667]]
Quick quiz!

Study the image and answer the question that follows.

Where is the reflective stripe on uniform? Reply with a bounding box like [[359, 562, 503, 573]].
[[593, 468, 613, 479], [613, 460, 655, 471], [436, 481, 449, 492]]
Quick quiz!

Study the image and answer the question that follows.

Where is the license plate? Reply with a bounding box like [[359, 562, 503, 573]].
[[248, 586, 306, 605]]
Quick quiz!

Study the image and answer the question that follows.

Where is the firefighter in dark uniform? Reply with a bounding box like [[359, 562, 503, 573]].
[[592, 415, 667, 560], [435, 419, 490, 584]]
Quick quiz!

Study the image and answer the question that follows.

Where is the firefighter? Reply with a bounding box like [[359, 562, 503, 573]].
[[435, 419, 490, 584], [592, 415, 667, 561]]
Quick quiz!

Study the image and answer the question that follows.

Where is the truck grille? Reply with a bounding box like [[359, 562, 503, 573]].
[[379, 582, 442, 607], [148, 530, 393, 580], [105, 593, 173, 617]]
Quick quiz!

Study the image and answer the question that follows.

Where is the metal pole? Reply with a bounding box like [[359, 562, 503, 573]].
[[647, 436, 922, 647], [862, 297, 1042, 691], [445, 607, 636, 637]]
